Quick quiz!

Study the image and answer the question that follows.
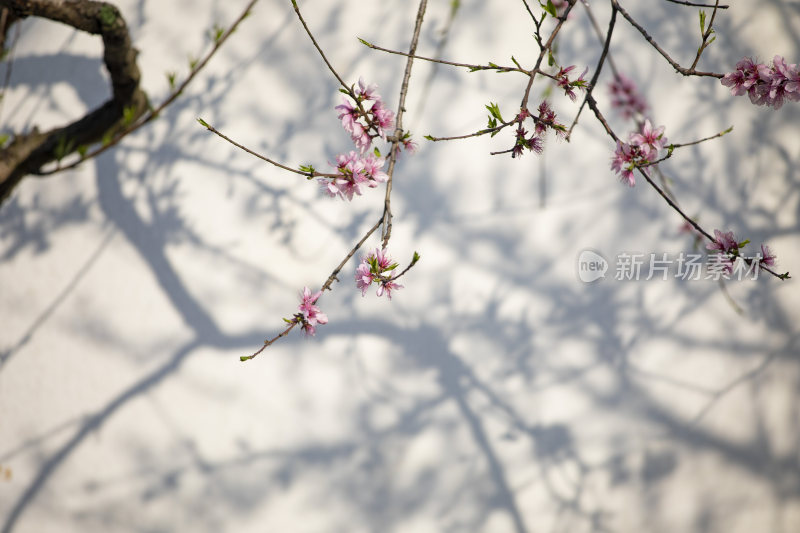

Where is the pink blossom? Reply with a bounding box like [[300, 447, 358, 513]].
[[535, 100, 565, 137], [371, 100, 395, 139], [355, 248, 403, 299], [609, 74, 649, 120], [402, 138, 418, 153], [528, 135, 544, 154], [706, 229, 738, 254], [350, 122, 372, 153], [361, 153, 388, 187], [759, 244, 776, 267], [556, 65, 588, 102], [356, 77, 379, 101], [722, 56, 799, 109], [335, 98, 359, 134], [610, 141, 637, 187], [629, 119, 667, 161], [376, 279, 403, 300], [297, 286, 328, 336]]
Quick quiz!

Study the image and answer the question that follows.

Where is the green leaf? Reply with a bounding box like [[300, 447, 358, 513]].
[[53, 135, 75, 162], [77, 144, 88, 158], [738, 239, 750, 248], [412, 251, 420, 264], [0, 133, 9, 148], [468, 66, 481, 73], [357, 37, 371, 47], [511, 56, 523, 70], [385, 263, 399, 271], [485, 102, 503, 122], [166, 71, 177, 89], [547, 50, 555, 67], [706, 35, 716, 46], [197, 117, 210, 128], [188, 55, 198, 70], [699, 10, 706, 34], [544, 0, 557, 18], [424, 134, 435, 141], [373, 147, 381, 157], [122, 105, 138, 126]]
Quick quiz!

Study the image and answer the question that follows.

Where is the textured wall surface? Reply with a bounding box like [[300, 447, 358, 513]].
[[1, 1, 799, 532]]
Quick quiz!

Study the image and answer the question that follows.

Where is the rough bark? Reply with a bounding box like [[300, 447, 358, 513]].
[[0, 0, 148, 204]]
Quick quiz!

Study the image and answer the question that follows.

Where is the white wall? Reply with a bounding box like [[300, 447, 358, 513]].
[[1, 1, 799, 532]]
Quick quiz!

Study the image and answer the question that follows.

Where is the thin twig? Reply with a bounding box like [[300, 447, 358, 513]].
[[290, 0, 350, 92], [520, 1, 577, 111], [640, 126, 733, 167], [358, 39, 525, 74], [198, 119, 335, 178], [243, 215, 383, 362], [689, 0, 721, 70], [381, 0, 428, 248], [322, 216, 383, 292], [665, 0, 728, 8], [425, 124, 509, 142], [567, 5, 617, 139], [36, 0, 260, 176], [241, 321, 298, 361], [580, 0, 618, 77], [611, 0, 722, 78]]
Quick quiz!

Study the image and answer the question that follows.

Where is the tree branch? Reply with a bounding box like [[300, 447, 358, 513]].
[[0, 0, 148, 204]]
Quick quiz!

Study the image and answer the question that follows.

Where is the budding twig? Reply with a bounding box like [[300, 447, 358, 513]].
[[197, 119, 336, 179], [381, 0, 428, 249], [290, 0, 350, 94], [611, 0, 723, 78]]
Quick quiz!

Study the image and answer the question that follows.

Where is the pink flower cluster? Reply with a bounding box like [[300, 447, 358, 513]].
[[609, 74, 649, 120], [355, 248, 403, 299], [336, 78, 396, 152], [511, 101, 565, 159], [609, 120, 667, 187], [705, 229, 777, 273], [556, 65, 588, 102], [721, 56, 800, 110], [295, 287, 328, 336], [320, 151, 388, 201]]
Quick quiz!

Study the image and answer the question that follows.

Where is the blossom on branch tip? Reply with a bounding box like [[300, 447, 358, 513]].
[[556, 65, 588, 102], [629, 119, 667, 161], [706, 229, 738, 254], [296, 286, 328, 336], [319, 151, 388, 201], [759, 244, 776, 267], [722, 55, 800, 109], [355, 248, 404, 299], [335, 78, 396, 152], [610, 141, 637, 187], [356, 77, 378, 101], [609, 121, 668, 187]]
